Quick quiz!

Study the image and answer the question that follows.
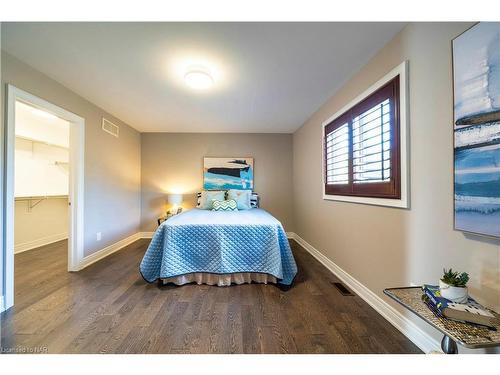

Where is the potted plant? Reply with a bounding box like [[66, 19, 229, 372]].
[[439, 268, 469, 303]]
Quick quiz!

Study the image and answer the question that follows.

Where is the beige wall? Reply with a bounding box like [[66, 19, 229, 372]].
[[14, 137, 69, 252], [141, 133, 294, 232], [1, 51, 142, 257], [293, 22, 500, 352], [14, 199, 68, 253], [15, 137, 69, 197]]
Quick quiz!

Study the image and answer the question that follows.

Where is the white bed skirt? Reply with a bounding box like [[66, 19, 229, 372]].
[[159, 272, 277, 286]]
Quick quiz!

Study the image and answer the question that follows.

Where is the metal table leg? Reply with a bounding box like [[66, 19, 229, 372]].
[[441, 335, 458, 354]]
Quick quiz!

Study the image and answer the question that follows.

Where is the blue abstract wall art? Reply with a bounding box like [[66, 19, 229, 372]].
[[453, 22, 500, 238], [203, 157, 254, 190]]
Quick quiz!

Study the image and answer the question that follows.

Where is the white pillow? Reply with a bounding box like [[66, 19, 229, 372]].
[[199, 190, 225, 210], [197, 191, 260, 208], [227, 189, 252, 210]]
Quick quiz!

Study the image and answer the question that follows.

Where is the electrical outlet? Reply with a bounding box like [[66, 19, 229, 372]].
[[96, 232, 101, 241]]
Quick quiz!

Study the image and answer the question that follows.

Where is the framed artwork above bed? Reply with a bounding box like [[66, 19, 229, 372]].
[[203, 157, 254, 190]]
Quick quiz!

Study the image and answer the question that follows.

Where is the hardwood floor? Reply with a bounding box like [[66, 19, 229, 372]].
[[1, 238, 421, 354]]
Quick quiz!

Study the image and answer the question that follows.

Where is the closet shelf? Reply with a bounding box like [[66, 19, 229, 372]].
[[16, 135, 69, 150], [15, 195, 68, 211]]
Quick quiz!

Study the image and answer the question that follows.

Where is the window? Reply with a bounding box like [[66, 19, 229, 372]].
[[324, 75, 401, 200]]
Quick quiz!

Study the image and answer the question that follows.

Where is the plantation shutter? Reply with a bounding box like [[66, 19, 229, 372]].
[[324, 76, 401, 199]]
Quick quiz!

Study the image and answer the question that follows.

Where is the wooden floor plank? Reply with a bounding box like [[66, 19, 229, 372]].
[[0, 238, 422, 354]]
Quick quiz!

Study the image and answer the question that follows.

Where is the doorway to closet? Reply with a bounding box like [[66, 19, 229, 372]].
[[2, 86, 85, 312], [14, 101, 70, 256]]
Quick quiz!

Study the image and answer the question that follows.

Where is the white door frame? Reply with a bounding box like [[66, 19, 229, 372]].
[[3, 85, 85, 311]]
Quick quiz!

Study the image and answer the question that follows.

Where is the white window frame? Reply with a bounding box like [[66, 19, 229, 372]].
[[322, 60, 410, 208]]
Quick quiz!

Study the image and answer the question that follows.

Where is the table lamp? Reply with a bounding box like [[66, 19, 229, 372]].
[[167, 193, 183, 216]]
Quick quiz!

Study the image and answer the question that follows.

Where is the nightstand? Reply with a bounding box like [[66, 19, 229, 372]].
[[157, 207, 183, 226]]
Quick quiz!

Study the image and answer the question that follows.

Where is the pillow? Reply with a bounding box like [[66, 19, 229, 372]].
[[227, 189, 252, 210], [197, 191, 226, 207], [250, 192, 259, 208], [212, 199, 238, 211], [197, 191, 259, 207], [199, 190, 225, 210]]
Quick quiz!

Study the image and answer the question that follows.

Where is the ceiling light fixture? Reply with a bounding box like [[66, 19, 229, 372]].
[[184, 68, 214, 90]]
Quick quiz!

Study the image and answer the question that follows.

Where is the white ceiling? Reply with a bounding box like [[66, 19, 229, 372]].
[[2, 22, 405, 133]]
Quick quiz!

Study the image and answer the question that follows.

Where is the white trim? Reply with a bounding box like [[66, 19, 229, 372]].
[[139, 231, 154, 239], [67, 105, 85, 272], [0, 295, 5, 313], [3, 85, 85, 311], [77, 231, 156, 270], [288, 232, 440, 354], [4, 86, 16, 310], [78, 232, 142, 270], [322, 61, 410, 209], [14, 233, 68, 254]]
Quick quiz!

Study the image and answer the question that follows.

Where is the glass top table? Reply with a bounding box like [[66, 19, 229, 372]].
[[384, 286, 500, 354]]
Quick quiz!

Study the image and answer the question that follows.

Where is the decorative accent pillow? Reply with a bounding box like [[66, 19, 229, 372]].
[[227, 189, 252, 210], [212, 199, 238, 211], [250, 192, 259, 208], [199, 190, 225, 210]]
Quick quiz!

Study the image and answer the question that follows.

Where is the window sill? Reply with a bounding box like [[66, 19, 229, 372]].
[[323, 193, 409, 209]]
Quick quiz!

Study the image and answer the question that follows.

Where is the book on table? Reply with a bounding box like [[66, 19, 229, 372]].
[[422, 284, 497, 329]]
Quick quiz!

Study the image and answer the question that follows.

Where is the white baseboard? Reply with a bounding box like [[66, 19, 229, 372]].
[[14, 232, 68, 254], [288, 232, 441, 354], [79, 232, 143, 270], [78, 231, 155, 270], [139, 231, 154, 239]]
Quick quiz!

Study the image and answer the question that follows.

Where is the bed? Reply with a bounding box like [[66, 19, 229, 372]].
[[139, 208, 297, 287]]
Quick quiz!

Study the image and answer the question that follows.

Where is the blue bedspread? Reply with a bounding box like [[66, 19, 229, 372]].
[[140, 208, 297, 285]]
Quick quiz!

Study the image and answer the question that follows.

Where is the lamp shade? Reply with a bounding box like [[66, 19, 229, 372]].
[[168, 193, 183, 206]]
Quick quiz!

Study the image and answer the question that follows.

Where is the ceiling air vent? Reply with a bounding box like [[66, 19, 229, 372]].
[[102, 118, 119, 138]]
